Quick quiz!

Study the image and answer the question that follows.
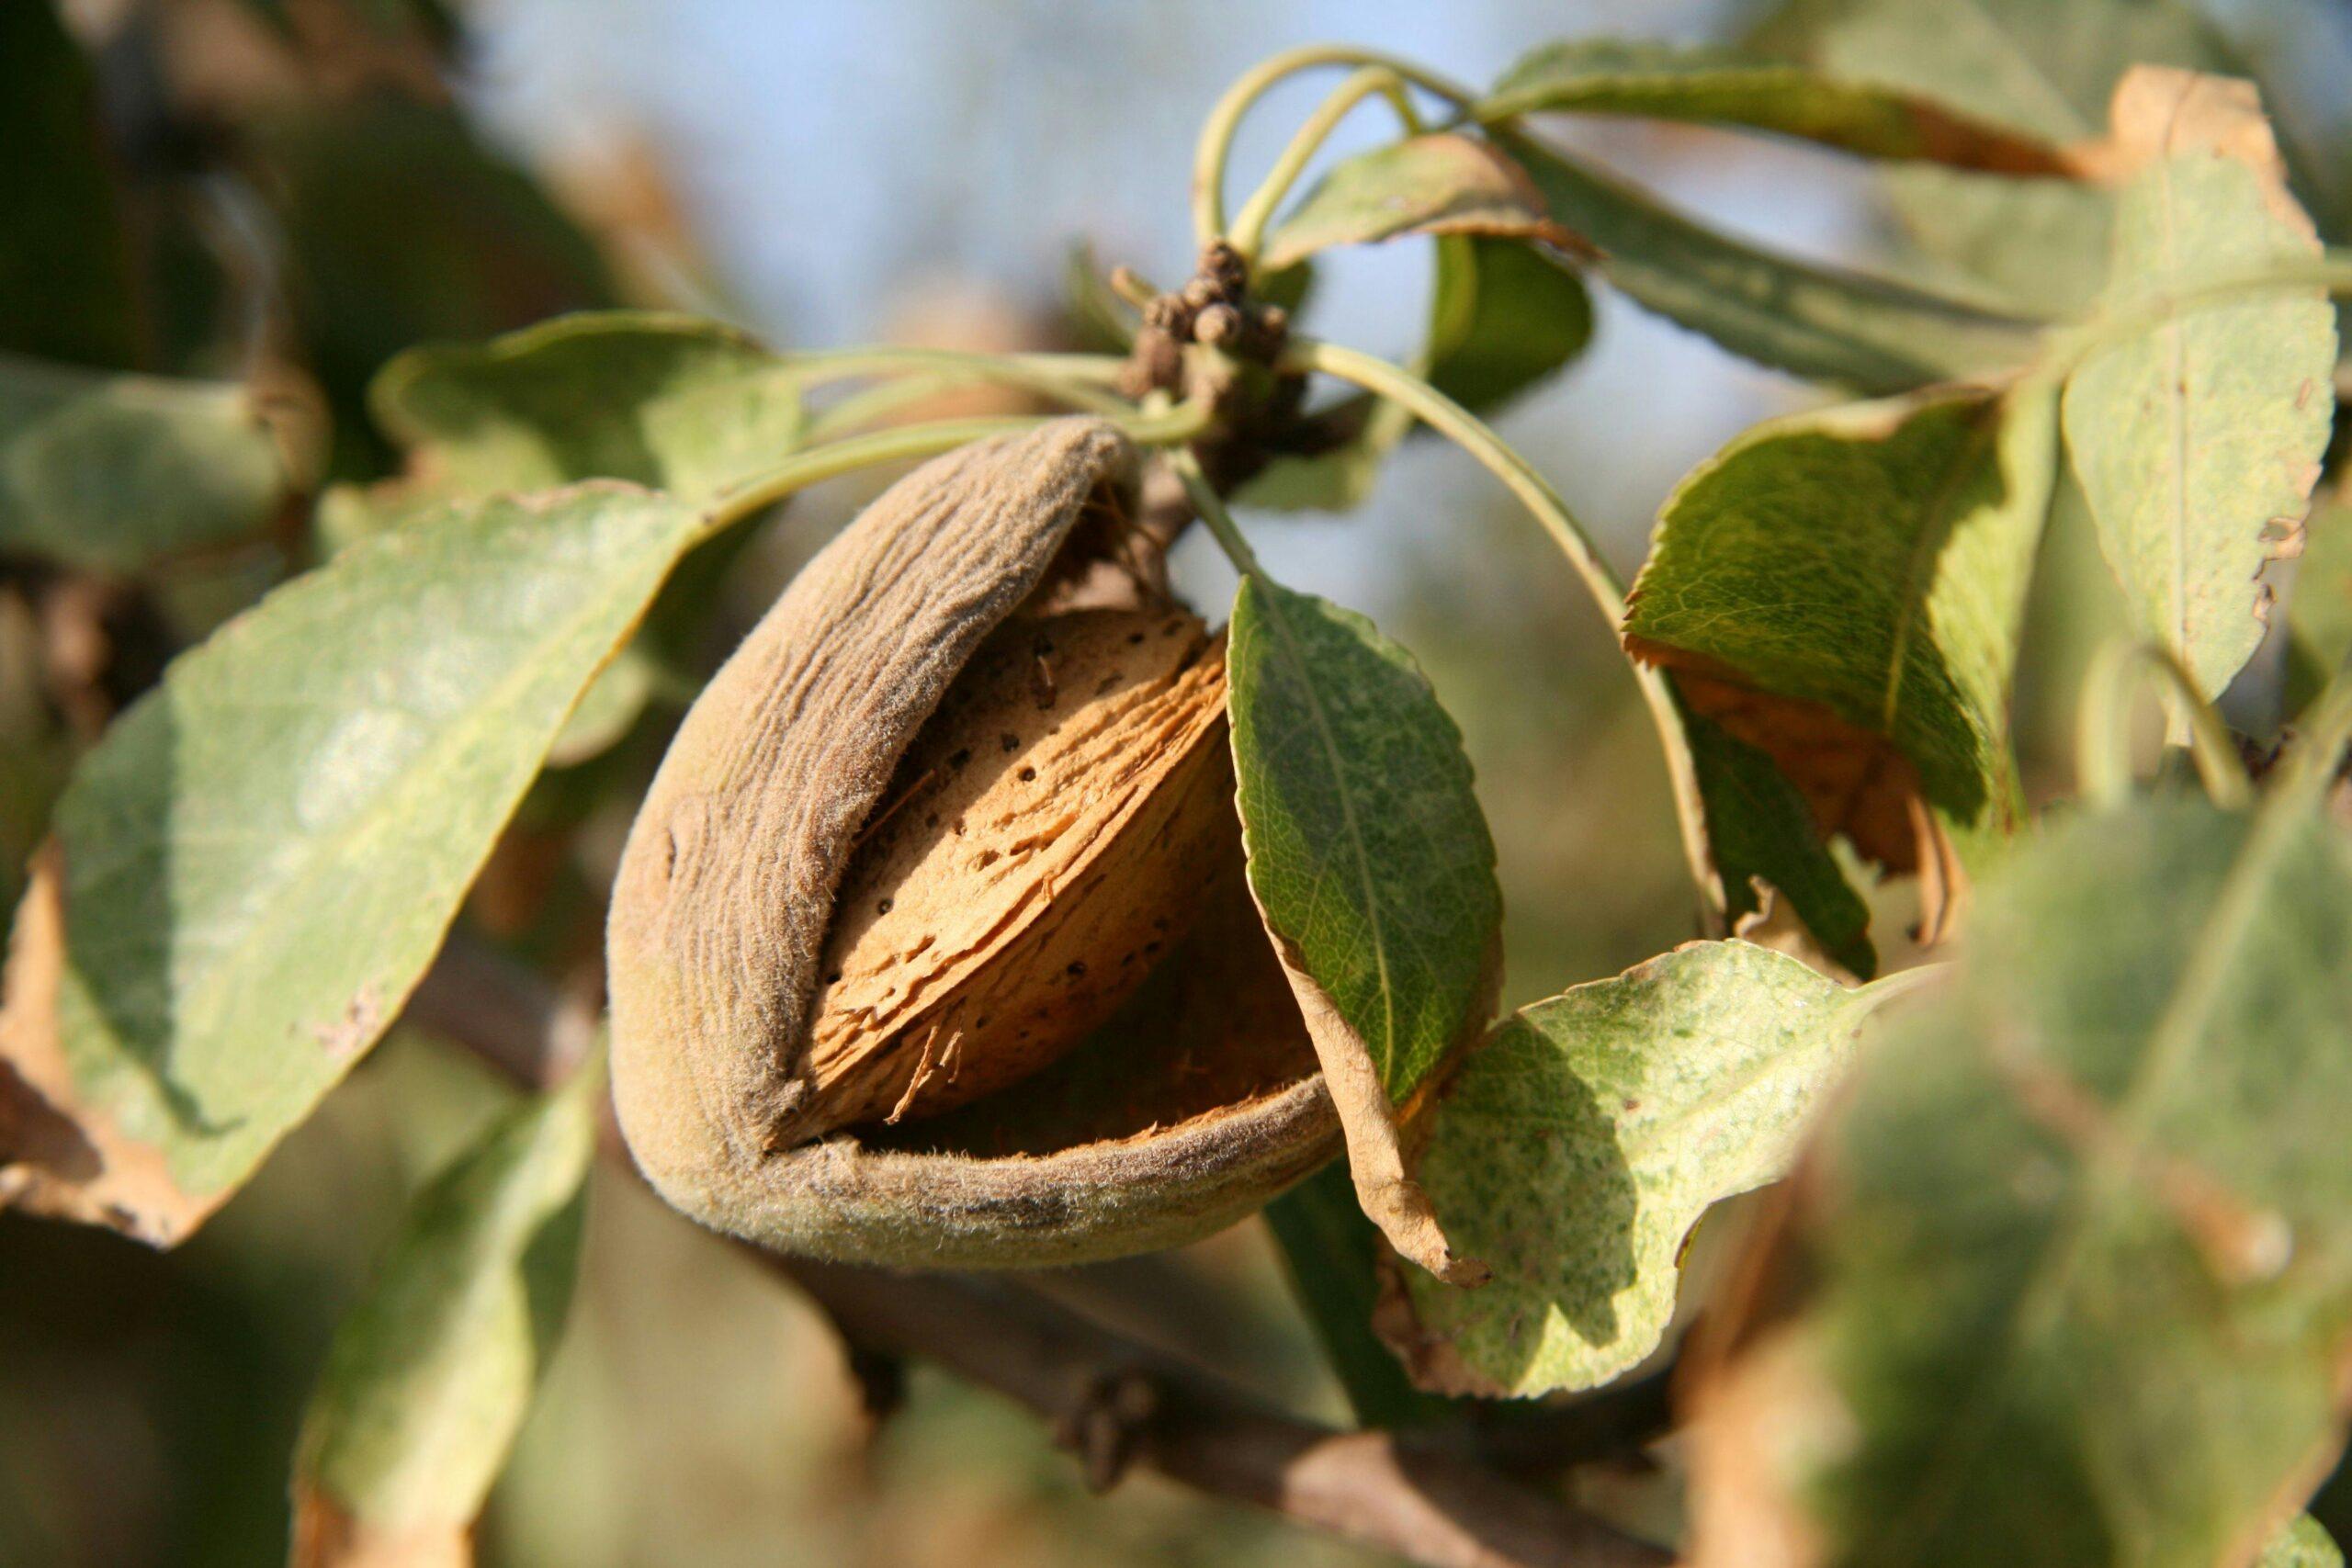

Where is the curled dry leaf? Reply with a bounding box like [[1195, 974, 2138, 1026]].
[[607, 418, 1340, 1268]]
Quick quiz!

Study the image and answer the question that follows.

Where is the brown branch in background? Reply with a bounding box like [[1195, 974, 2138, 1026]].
[[408, 936, 1671, 1568]]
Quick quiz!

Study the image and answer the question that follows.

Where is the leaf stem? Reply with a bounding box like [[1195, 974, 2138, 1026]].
[[2075, 640, 2255, 812], [1192, 45, 1478, 246], [1277, 335, 1722, 921], [1226, 66, 1416, 265], [786, 346, 1135, 414], [706, 398, 1216, 541], [1168, 445, 1262, 577]]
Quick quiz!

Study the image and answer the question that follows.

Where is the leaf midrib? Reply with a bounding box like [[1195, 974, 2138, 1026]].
[[1248, 580, 1402, 1077]]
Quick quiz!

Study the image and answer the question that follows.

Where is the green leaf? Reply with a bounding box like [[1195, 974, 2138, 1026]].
[[2286, 484, 2352, 718], [0, 485, 701, 1244], [1481, 38, 2073, 173], [1627, 384, 2058, 869], [0, 1, 138, 368], [2060, 73, 2337, 707], [1425, 235, 1593, 416], [1227, 574, 1500, 1283], [325, 312, 805, 764], [293, 1057, 600, 1566], [1261, 134, 1560, 272], [367, 311, 803, 509], [1690, 788, 2352, 1568], [1751, 0, 2242, 315], [1385, 941, 1894, 1398], [1498, 131, 2042, 393], [0, 354, 294, 572], [2266, 1518, 2346, 1568], [1680, 696, 1876, 979], [1263, 1161, 1457, 1428]]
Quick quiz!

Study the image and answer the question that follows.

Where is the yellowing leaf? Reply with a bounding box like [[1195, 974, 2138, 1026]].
[[1481, 38, 2075, 174], [1385, 941, 1898, 1398], [0, 486, 701, 1244], [2060, 68, 2336, 706], [1689, 782, 2352, 1568], [292, 1059, 601, 1568]]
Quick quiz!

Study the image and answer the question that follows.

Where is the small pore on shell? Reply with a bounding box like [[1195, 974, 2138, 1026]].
[[797, 602, 1243, 1137]]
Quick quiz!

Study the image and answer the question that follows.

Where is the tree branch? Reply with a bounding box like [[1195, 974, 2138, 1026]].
[[410, 934, 1672, 1568]]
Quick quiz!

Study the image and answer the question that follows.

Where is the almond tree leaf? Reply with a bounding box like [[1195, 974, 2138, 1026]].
[[1424, 234, 1594, 416], [1497, 131, 2042, 393], [291, 1055, 601, 1568], [0, 484, 702, 1244], [0, 355, 294, 572], [1227, 574, 1501, 1285], [0, 1, 139, 368], [1261, 133, 1567, 271], [1689, 789, 2352, 1568], [1759, 0, 2248, 316], [1679, 697, 1877, 980], [324, 313, 804, 764], [2060, 69, 2337, 707], [1382, 941, 1897, 1398], [1625, 383, 2059, 883], [368, 311, 802, 509], [2265, 1518, 2346, 1568], [1480, 38, 2074, 174], [2285, 481, 2352, 719]]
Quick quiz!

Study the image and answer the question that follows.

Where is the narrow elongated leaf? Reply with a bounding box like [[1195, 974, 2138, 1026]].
[[1498, 132, 2041, 393], [1227, 575, 1500, 1284], [0, 1, 138, 368], [2061, 70, 2336, 706], [1384, 941, 1895, 1398], [1769, 0, 2246, 315], [0, 355, 293, 571], [0, 485, 701, 1244], [292, 1058, 601, 1568], [1261, 134, 1565, 271], [1626, 383, 2058, 877], [1481, 38, 2074, 173], [1264, 1161, 1456, 1427], [1690, 787, 2352, 1568]]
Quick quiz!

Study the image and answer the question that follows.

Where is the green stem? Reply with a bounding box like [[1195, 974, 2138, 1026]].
[[706, 398, 1215, 541], [786, 347, 1134, 414], [1192, 44, 1479, 245], [1168, 446, 1262, 577], [2075, 640, 2255, 813], [1277, 335, 1723, 924], [1226, 66, 1415, 265]]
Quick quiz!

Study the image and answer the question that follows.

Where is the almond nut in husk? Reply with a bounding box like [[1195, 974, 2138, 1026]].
[[607, 418, 1339, 1268]]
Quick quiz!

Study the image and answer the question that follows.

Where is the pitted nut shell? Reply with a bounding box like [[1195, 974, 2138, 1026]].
[[607, 418, 1339, 1267]]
